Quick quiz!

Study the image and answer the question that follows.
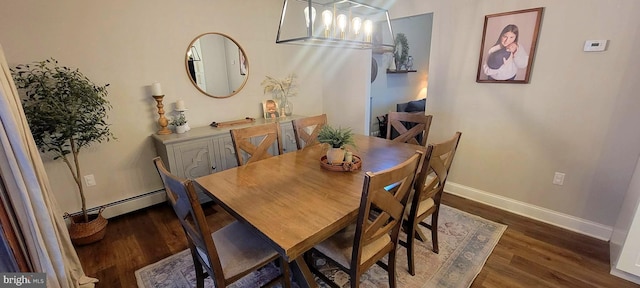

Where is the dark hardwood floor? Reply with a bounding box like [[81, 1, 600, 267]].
[[75, 193, 640, 288]]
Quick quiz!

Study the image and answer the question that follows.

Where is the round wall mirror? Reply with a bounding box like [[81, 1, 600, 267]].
[[185, 32, 249, 98]]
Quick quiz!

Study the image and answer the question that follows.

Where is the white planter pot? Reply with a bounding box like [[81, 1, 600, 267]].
[[176, 125, 188, 134], [326, 147, 345, 164]]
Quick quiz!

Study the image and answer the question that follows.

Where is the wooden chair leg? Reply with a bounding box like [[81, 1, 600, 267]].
[[431, 211, 440, 254], [388, 250, 397, 288], [350, 270, 360, 288], [191, 252, 206, 288], [281, 257, 291, 288], [407, 222, 416, 276]]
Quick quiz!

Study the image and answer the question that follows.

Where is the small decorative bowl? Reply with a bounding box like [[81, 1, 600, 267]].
[[320, 155, 362, 172]]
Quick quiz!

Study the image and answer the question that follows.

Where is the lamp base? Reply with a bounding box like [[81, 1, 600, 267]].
[[157, 128, 172, 135], [152, 95, 172, 135]]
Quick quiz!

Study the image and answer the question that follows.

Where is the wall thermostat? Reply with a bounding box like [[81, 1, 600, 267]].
[[583, 40, 608, 52]]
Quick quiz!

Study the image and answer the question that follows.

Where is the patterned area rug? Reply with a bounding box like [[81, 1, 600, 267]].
[[135, 205, 506, 288]]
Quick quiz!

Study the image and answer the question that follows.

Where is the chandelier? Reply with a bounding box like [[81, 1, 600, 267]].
[[276, 0, 395, 50]]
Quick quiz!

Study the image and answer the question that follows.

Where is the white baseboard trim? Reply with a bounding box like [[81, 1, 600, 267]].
[[445, 182, 613, 241], [66, 189, 167, 219], [610, 268, 640, 285]]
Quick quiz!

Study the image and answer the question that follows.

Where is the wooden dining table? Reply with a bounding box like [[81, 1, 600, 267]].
[[194, 134, 424, 287]]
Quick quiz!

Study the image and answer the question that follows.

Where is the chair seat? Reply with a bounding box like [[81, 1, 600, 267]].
[[404, 198, 436, 221], [314, 224, 391, 269], [197, 221, 278, 279], [417, 198, 435, 216]]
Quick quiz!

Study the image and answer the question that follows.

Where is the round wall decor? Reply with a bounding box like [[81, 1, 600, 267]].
[[371, 57, 378, 83]]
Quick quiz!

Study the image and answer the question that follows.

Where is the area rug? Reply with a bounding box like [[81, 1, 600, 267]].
[[135, 205, 506, 288]]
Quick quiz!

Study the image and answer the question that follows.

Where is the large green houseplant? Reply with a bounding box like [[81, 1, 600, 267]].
[[11, 59, 114, 244]]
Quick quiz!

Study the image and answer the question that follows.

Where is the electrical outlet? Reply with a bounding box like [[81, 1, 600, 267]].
[[553, 172, 565, 185], [583, 40, 608, 52], [84, 174, 96, 187]]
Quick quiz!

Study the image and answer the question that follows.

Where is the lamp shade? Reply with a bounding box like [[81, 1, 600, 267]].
[[276, 0, 395, 50]]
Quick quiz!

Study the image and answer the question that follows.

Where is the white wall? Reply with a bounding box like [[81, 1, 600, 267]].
[[322, 48, 371, 134], [391, 0, 640, 229], [0, 0, 329, 215]]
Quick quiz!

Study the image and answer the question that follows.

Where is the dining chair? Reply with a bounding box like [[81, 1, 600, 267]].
[[305, 151, 423, 288], [402, 131, 462, 276], [153, 157, 291, 288], [230, 122, 283, 166], [385, 111, 433, 146], [291, 114, 327, 149]]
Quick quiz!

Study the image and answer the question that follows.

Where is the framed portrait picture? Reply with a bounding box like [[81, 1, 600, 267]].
[[476, 7, 544, 83], [263, 99, 280, 119]]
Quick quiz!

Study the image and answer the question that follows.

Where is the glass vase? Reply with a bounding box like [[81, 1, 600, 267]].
[[281, 98, 293, 116]]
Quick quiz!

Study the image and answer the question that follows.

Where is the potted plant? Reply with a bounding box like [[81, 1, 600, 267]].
[[317, 125, 355, 164], [171, 114, 188, 134], [11, 58, 115, 245]]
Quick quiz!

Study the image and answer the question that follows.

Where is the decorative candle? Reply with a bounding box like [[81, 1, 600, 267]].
[[175, 99, 186, 110], [344, 151, 353, 163], [151, 82, 163, 96]]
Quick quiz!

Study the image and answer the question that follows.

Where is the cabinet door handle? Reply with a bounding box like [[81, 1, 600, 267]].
[[212, 166, 216, 170]]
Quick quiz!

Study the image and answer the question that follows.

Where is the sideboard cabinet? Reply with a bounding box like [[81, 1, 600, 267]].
[[152, 115, 303, 202]]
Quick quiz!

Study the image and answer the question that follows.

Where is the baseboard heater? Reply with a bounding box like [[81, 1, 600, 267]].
[[64, 189, 167, 219]]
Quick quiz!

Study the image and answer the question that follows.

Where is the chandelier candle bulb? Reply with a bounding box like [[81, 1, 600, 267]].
[[337, 14, 348, 39], [304, 6, 316, 28], [352, 17, 362, 35], [151, 82, 163, 96], [364, 20, 373, 42], [322, 10, 333, 38], [176, 99, 186, 110]]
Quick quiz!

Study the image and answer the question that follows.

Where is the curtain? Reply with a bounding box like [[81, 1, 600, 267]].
[[0, 44, 98, 287]]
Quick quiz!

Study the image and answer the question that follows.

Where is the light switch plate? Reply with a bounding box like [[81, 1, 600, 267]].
[[583, 40, 608, 52]]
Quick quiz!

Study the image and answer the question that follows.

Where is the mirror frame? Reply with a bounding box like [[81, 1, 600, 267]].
[[185, 32, 249, 99]]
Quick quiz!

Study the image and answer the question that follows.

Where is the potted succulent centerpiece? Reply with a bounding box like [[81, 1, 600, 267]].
[[317, 125, 355, 164], [11, 58, 115, 245]]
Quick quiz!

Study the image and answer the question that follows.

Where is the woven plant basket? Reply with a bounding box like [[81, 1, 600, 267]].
[[66, 207, 108, 246]]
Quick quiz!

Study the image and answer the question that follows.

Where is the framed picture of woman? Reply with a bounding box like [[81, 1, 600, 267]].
[[476, 7, 544, 83]]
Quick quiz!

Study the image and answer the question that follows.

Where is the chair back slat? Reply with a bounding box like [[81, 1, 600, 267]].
[[386, 112, 433, 146], [292, 114, 327, 149], [230, 122, 283, 166]]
